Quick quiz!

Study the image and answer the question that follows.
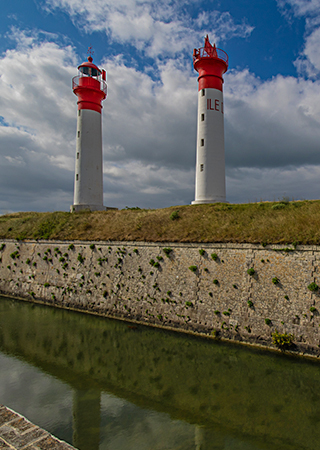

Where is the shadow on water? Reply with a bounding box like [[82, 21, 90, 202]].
[[0, 296, 320, 450]]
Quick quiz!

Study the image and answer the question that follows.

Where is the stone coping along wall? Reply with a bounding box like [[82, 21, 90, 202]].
[[1, 239, 320, 357]]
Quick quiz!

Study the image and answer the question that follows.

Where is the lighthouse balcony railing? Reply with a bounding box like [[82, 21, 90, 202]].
[[72, 76, 107, 95], [193, 47, 228, 65]]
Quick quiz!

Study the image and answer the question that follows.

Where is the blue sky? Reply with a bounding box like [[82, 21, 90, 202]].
[[1, 0, 320, 212]]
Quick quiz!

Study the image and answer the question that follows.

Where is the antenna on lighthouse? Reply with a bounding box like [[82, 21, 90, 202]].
[[191, 35, 229, 205]]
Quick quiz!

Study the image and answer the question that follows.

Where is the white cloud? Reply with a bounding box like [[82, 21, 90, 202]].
[[225, 69, 320, 169], [43, 0, 253, 57], [278, 0, 320, 77], [2, 27, 320, 212], [278, 0, 320, 18]]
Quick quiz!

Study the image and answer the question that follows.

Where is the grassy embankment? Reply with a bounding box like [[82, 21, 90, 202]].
[[1, 200, 320, 244]]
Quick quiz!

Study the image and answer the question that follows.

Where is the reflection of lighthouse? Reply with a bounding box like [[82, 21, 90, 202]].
[[192, 36, 229, 205], [70, 54, 107, 212]]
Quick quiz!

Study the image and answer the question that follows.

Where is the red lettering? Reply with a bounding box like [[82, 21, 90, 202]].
[[207, 98, 223, 113]]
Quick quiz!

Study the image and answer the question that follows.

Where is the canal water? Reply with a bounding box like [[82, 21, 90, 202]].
[[1, 296, 320, 450]]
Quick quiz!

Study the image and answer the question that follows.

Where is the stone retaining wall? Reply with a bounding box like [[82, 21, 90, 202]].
[[1, 239, 320, 356]]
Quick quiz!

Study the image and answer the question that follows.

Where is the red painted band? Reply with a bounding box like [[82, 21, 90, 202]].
[[198, 74, 223, 91], [77, 101, 102, 114]]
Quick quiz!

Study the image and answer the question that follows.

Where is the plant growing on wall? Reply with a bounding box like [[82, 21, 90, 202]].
[[247, 268, 255, 276], [247, 300, 253, 307], [272, 277, 279, 285], [90, 244, 95, 250], [308, 282, 319, 292], [213, 279, 219, 285], [272, 330, 294, 348], [189, 265, 197, 273], [77, 253, 84, 264], [163, 248, 172, 257], [199, 249, 205, 256], [265, 318, 272, 325], [211, 253, 218, 261], [310, 306, 317, 313]]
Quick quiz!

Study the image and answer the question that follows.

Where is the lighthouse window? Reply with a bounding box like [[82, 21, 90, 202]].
[[79, 66, 99, 77], [201, 139, 204, 146], [201, 89, 205, 96], [76, 174, 79, 181], [200, 164, 204, 172], [77, 131, 80, 138], [78, 110, 81, 117], [201, 114, 205, 121], [77, 153, 79, 160]]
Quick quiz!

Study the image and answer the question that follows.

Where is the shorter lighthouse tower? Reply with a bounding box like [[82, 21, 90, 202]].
[[192, 36, 228, 205], [70, 53, 107, 212]]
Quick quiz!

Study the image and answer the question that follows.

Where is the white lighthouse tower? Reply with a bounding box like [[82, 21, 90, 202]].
[[192, 36, 229, 205], [70, 53, 107, 212]]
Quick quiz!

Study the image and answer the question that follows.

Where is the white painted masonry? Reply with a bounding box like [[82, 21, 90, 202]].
[[192, 88, 226, 204], [72, 109, 105, 211]]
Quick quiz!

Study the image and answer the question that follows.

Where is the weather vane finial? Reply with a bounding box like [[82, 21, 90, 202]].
[[87, 46, 94, 62]]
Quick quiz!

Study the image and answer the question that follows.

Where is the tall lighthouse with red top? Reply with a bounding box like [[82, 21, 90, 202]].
[[192, 36, 228, 204], [70, 52, 107, 212]]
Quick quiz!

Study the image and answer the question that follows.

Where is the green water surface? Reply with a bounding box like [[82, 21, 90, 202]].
[[0, 296, 320, 450]]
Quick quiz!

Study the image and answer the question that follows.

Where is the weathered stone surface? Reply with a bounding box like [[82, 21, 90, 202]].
[[1, 239, 320, 356], [0, 406, 75, 450]]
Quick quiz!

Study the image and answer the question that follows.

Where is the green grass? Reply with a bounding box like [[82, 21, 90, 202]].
[[2, 200, 320, 243]]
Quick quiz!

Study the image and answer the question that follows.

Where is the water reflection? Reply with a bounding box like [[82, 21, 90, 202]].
[[0, 296, 320, 450]]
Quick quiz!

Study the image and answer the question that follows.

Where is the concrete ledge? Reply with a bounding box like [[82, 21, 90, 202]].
[[0, 405, 76, 450]]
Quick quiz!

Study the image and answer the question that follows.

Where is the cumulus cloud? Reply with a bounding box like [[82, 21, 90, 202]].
[[2, 23, 320, 213], [0, 30, 198, 212], [278, 0, 320, 77], [225, 69, 320, 168], [277, 0, 320, 18], [43, 0, 253, 57]]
